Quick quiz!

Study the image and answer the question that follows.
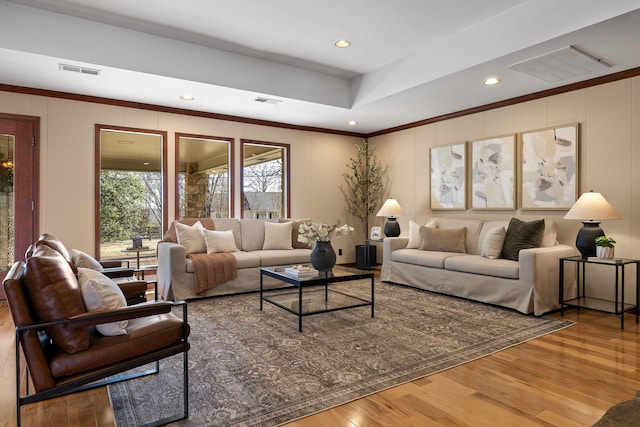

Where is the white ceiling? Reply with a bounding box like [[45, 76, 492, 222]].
[[1, 0, 640, 134]]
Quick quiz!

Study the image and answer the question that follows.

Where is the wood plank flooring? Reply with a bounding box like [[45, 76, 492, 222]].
[[1, 294, 638, 426]]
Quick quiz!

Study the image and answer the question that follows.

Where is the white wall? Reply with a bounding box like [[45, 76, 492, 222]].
[[369, 75, 640, 299], [0, 91, 363, 263]]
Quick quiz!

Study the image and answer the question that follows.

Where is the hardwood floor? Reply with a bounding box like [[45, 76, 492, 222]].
[[1, 294, 638, 426]]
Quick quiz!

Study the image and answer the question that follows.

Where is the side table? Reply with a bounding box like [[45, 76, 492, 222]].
[[121, 246, 153, 269], [559, 256, 639, 329]]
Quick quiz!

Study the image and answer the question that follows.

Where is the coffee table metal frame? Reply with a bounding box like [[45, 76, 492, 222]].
[[260, 266, 374, 331]]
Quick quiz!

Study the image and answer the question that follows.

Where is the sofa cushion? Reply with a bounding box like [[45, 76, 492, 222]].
[[480, 226, 506, 259], [230, 251, 261, 269], [24, 243, 89, 354], [541, 220, 558, 247], [391, 248, 465, 269], [71, 249, 104, 271], [213, 218, 242, 251], [253, 249, 313, 267], [203, 229, 238, 254], [175, 221, 206, 254], [444, 255, 520, 279], [163, 218, 216, 242], [241, 219, 273, 251], [77, 268, 128, 336], [407, 220, 436, 249], [263, 221, 293, 250], [280, 218, 312, 249], [420, 226, 466, 253], [428, 218, 483, 254], [501, 218, 545, 261]]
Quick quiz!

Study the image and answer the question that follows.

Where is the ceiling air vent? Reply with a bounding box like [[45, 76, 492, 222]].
[[254, 96, 282, 105], [59, 63, 101, 76], [508, 46, 610, 83]]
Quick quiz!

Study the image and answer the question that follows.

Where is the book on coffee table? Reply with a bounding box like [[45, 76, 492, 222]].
[[284, 266, 319, 279]]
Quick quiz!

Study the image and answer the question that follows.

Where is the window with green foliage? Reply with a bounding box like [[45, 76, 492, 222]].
[[96, 126, 167, 266]]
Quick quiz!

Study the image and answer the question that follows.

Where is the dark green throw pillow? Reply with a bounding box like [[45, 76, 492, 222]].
[[501, 218, 545, 261]]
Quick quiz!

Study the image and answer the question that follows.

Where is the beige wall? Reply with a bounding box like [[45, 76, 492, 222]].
[[0, 91, 363, 263]]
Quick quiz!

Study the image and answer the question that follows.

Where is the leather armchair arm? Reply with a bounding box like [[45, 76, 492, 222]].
[[17, 301, 186, 331]]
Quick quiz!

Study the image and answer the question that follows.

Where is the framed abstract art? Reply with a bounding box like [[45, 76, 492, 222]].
[[520, 124, 578, 209], [430, 142, 467, 210], [470, 134, 516, 210]]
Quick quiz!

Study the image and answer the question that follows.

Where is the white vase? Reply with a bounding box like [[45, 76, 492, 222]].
[[596, 246, 614, 259]]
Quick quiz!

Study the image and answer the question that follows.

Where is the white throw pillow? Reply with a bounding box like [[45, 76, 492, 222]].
[[175, 221, 206, 254], [407, 220, 436, 249], [263, 221, 293, 250], [77, 268, 128, 336], [481, 226, 507, 259], [71, 248, 104, 271], [203, 229, 238, 254]]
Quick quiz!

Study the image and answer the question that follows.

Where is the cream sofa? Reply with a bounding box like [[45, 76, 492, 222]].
[[157, 218, 311, 301], [381, 217, 577, 315]]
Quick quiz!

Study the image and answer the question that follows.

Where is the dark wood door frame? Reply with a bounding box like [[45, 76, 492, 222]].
[[0, 113, 39, 297]]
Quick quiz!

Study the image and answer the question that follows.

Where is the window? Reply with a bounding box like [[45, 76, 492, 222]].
[[241, 140, 290, 218], [95, 125, 167, 267], [176, 133, 233, 218]]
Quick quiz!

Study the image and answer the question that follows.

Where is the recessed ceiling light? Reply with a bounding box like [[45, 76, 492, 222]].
[[335, 40, 350, 48], [180, 94, 195, 101], [348, 120, 358, 126], [484, 77, 501, 85]]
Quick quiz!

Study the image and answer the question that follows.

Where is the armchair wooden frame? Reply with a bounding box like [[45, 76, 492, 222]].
[[4, 262, 190, 427]]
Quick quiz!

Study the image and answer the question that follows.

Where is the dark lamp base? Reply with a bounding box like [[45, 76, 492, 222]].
[[384, 218, 401, 237], [576, 221, 604, 258]]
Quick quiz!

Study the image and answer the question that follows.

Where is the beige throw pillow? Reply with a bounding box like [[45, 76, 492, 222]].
[[407, 220, 436, 249], [263, 221, 293, 250], [203, 229, 238, 254], [419, 226, 466, 253], [175, 221, 206, 254], [78, 268, 128, 336], [71, 248, 104, 271], [480, 226, 507, 259]]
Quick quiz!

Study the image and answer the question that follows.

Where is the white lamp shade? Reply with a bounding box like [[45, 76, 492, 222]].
[[564, 191, 620, 221], [376, 198, 404, 217]]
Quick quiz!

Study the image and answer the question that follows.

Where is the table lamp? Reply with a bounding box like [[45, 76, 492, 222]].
[[563, 190, 620, 258], [376, 198, 404, 237]]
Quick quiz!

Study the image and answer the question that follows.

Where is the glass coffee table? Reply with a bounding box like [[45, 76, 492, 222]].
[[260, 265, 374, 331]]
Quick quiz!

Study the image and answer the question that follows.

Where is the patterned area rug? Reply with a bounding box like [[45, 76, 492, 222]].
[[108, 281, 573, 426]]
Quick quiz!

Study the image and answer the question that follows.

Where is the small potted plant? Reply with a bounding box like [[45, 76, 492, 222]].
[[595, 235, 616, 259]]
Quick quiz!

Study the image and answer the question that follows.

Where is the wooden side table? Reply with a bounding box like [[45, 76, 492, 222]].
[[559, 255, 640, 329]]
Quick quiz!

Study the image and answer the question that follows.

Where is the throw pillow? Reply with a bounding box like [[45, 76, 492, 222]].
[[175, 221, 206, 254], [263, 221, 293, 250], [407, 220, 436, 249], [203, 229, 239, 254], [78, 268, 128, 336], [480, 226, 507, 259], [71, 248, 104, 271], [501, 218, 545, 261], [419, 226, 466, 253], [280, 218, 312, 249], [162, 218, 215, 242]]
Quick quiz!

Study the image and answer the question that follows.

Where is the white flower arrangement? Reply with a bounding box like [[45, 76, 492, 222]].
[[297, 221, 355, 244]]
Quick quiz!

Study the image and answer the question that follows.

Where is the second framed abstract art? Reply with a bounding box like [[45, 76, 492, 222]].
[[470, 134, 516, 210]]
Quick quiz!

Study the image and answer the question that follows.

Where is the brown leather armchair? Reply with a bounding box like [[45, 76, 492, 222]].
[[3, 242, 190, 426], [33, 233, 149, 305]]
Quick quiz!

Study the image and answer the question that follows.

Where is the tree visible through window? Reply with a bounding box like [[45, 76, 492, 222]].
[[241, 140, 289, 219]]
